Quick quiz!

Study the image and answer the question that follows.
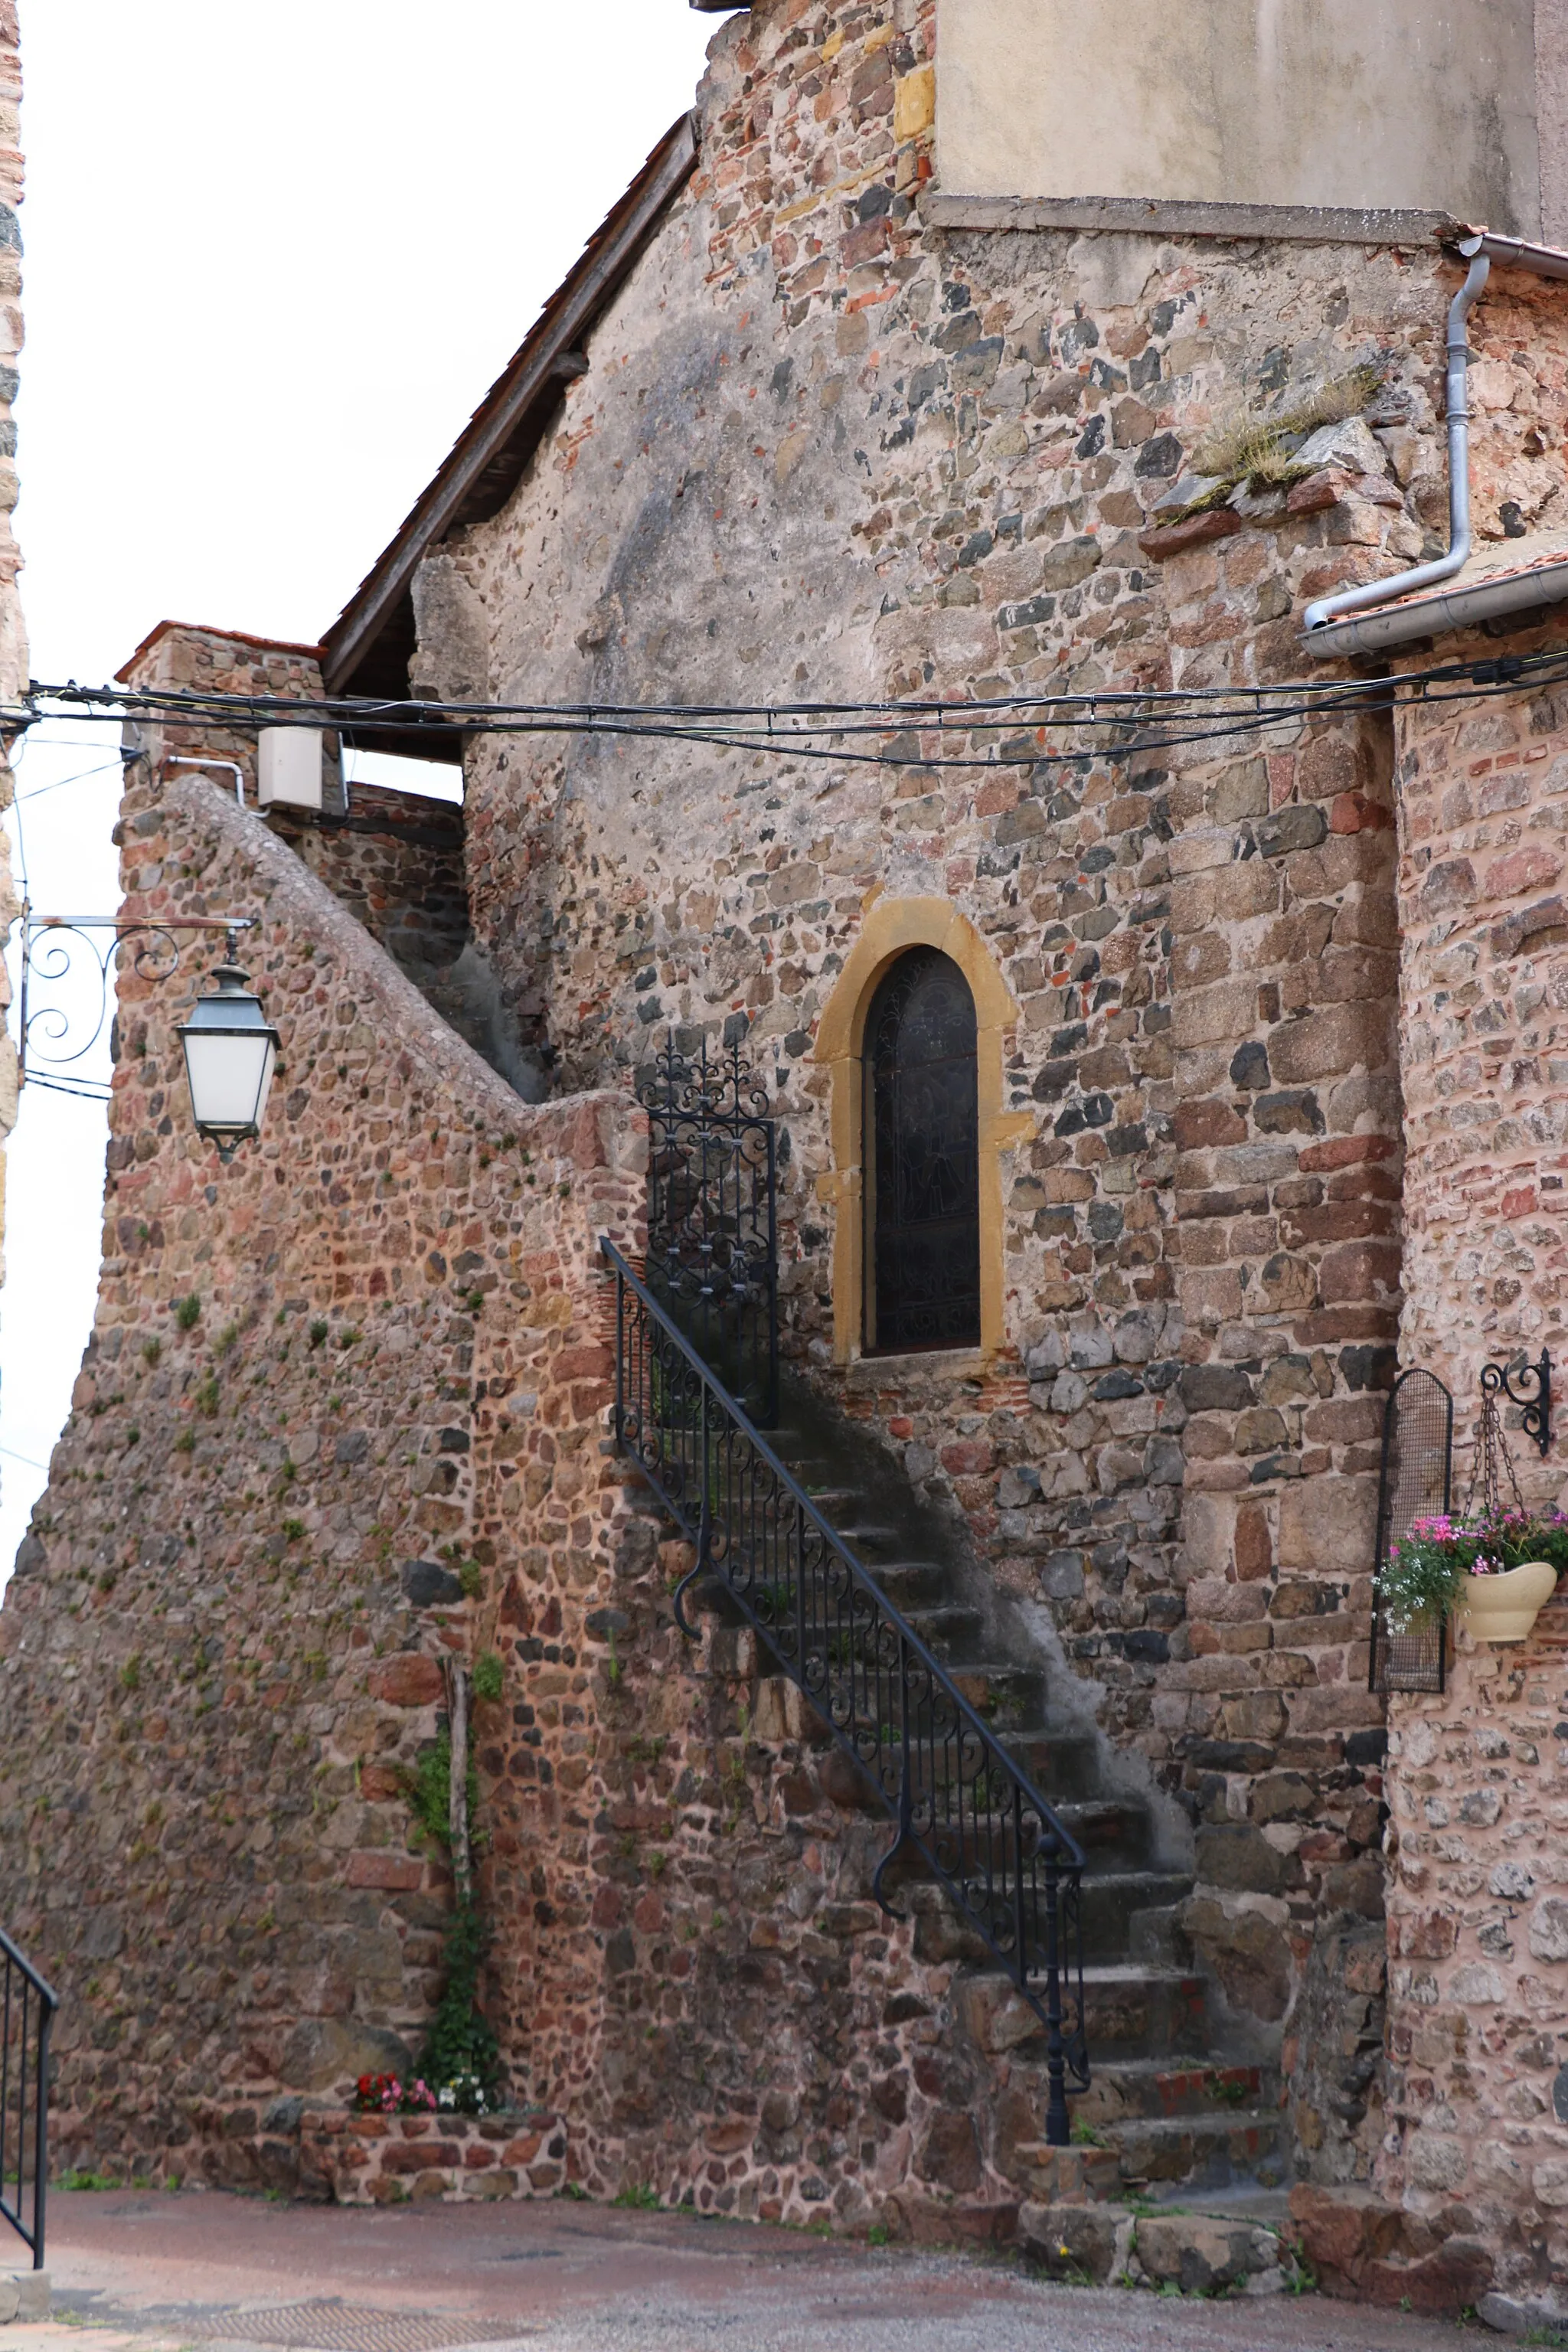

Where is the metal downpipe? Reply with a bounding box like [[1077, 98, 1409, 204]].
[[1302, 251, 1491, 635]]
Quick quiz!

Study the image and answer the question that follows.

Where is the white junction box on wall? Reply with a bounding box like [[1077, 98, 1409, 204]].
[[258, 727, 325, 812]]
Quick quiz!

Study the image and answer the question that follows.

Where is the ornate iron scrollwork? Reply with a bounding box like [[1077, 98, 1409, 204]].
[[1481, 1350, 1553, 1460], [638, 1031, 779, 1426], [18, 911, 253, 1102]]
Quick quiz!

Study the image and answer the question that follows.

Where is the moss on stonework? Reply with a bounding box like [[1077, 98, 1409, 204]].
[[1155, 362, 1390, 522]]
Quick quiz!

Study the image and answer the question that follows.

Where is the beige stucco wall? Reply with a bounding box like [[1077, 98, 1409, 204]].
[[936, 0, 1541, 234]]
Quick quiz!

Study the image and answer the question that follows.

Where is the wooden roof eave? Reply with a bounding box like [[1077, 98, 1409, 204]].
[[320, 114, 700, 706]]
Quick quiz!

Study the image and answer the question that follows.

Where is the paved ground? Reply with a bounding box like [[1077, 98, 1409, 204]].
[[0, 2188, 1491, 2352]]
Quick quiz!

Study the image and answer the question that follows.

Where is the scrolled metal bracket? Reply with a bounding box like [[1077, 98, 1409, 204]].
[[1481, 1350, 1553, 1459], [17, 906, 255, 1101]]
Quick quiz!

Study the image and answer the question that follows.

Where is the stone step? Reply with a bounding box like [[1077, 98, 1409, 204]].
[[874, 1804, 1153, 1890], [830, 1521, 906, 1559], [1017, 2199, 1297, 2292], [1074, 2059, 1273, 2127], [1125, 1900, 1191, 1970], [899, 1602, 986, 1652], [995, 1730, 1109, 1804], [909, 1870, 1194, 1967], [949, 1662, 1050, 1726], [1104, 2109, 1288, 2195], [868, 1560, 949, 1606], [798, 1484, 863, 1515], [1076, 1966, 1211, 2059], [954, 1964, 1212, 2065], [1057, 1797, 1153, 1860]]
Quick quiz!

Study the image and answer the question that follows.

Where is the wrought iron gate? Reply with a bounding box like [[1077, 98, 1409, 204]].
[[1369, 1367, 1454, 1695], [639, 1034, 779, 1426]]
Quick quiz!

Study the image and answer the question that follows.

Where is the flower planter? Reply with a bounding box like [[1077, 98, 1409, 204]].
[[1457, 1560, 1559, 1644]]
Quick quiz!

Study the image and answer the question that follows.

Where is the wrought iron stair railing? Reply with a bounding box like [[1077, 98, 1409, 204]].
[[0, 1926, 57, 2269], [601, 1236, 1090, 2142]]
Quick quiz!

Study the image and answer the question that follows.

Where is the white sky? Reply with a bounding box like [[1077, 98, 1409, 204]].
[[0, 0, 720, 1586]]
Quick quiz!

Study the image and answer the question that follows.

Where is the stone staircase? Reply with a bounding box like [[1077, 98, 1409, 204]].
[[752, 1370, 1288, 2203]]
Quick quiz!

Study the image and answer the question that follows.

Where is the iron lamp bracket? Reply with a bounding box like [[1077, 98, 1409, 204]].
[[1481, 1350, 1553, 1459]]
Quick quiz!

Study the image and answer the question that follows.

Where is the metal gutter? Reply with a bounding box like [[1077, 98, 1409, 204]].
[[1302, 227, 1568, 652], [1455, 230, 1568, 281], [1299, 555, 1568, 658]]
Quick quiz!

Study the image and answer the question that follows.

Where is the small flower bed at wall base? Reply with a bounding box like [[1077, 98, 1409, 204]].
[[302, 2106, 570, 2206]]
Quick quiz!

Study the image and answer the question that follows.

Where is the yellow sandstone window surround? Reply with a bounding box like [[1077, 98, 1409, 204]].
[[812, 897, 1033, 1366]]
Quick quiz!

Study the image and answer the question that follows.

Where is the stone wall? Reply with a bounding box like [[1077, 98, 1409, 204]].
[[399, 0, 1532, 2147], [1321, 632, 1568, 2318], [0, 720, 1155, 2239], [264, 783, 469, 985], [24, 0, 1568, 2274], [0, 753, 649, 2184]]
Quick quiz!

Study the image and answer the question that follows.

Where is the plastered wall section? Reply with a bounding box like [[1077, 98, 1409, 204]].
[[401, 0, 1552, 2121], [934, 0, 1540, 230]]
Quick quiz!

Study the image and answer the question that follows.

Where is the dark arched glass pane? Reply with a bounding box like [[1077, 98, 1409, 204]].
[[865, 947, 981, 1352]]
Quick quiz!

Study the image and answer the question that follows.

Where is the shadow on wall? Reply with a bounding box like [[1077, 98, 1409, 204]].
[[404, 936, 552, 1105]]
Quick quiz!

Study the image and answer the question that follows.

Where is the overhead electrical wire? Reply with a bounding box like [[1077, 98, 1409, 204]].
[[14, 643, 1568, 773]]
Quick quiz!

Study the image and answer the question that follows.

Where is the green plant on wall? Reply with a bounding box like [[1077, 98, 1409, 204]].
[[403, 1730, 477, 1854], [400, 1698, 501, 2114]]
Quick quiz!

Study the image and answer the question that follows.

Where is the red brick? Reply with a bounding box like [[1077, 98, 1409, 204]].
[[1138, 508, 1243, 559], [368, 1654, 445, 1707], [345, 1852, 423, 1891], [379, 2140, 462, 2174]]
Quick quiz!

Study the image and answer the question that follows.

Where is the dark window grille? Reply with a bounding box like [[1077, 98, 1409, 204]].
[[864, 948, 981, 1354], [639, 1033, 779, 1428], [1369, 1367, 1454, 1695], [603, 1236, 1090, 2144], [0, 1927, 57, 2269]]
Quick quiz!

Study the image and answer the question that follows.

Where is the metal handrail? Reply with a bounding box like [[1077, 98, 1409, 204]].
[[600, 1235, 1089, 2139], [0, 1927, 58, 2269]]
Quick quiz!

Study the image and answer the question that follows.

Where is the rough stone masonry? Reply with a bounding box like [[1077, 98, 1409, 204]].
[[11, 0, 1568, 2308]]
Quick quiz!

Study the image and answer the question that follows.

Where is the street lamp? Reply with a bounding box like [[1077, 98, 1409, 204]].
[[176, 931, 280, 1163], [19, 911, 281, 1163]]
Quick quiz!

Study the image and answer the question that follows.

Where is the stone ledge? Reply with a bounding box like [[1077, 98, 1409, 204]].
[[923, 191, 1459, 246], [300, 2109, 568, 2206]]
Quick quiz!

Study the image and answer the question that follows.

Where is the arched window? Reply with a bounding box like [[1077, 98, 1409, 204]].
[[864, 947, 982, 1353]]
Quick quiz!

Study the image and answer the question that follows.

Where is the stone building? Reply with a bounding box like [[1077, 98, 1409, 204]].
[[8, 0, 1568, 2317]]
